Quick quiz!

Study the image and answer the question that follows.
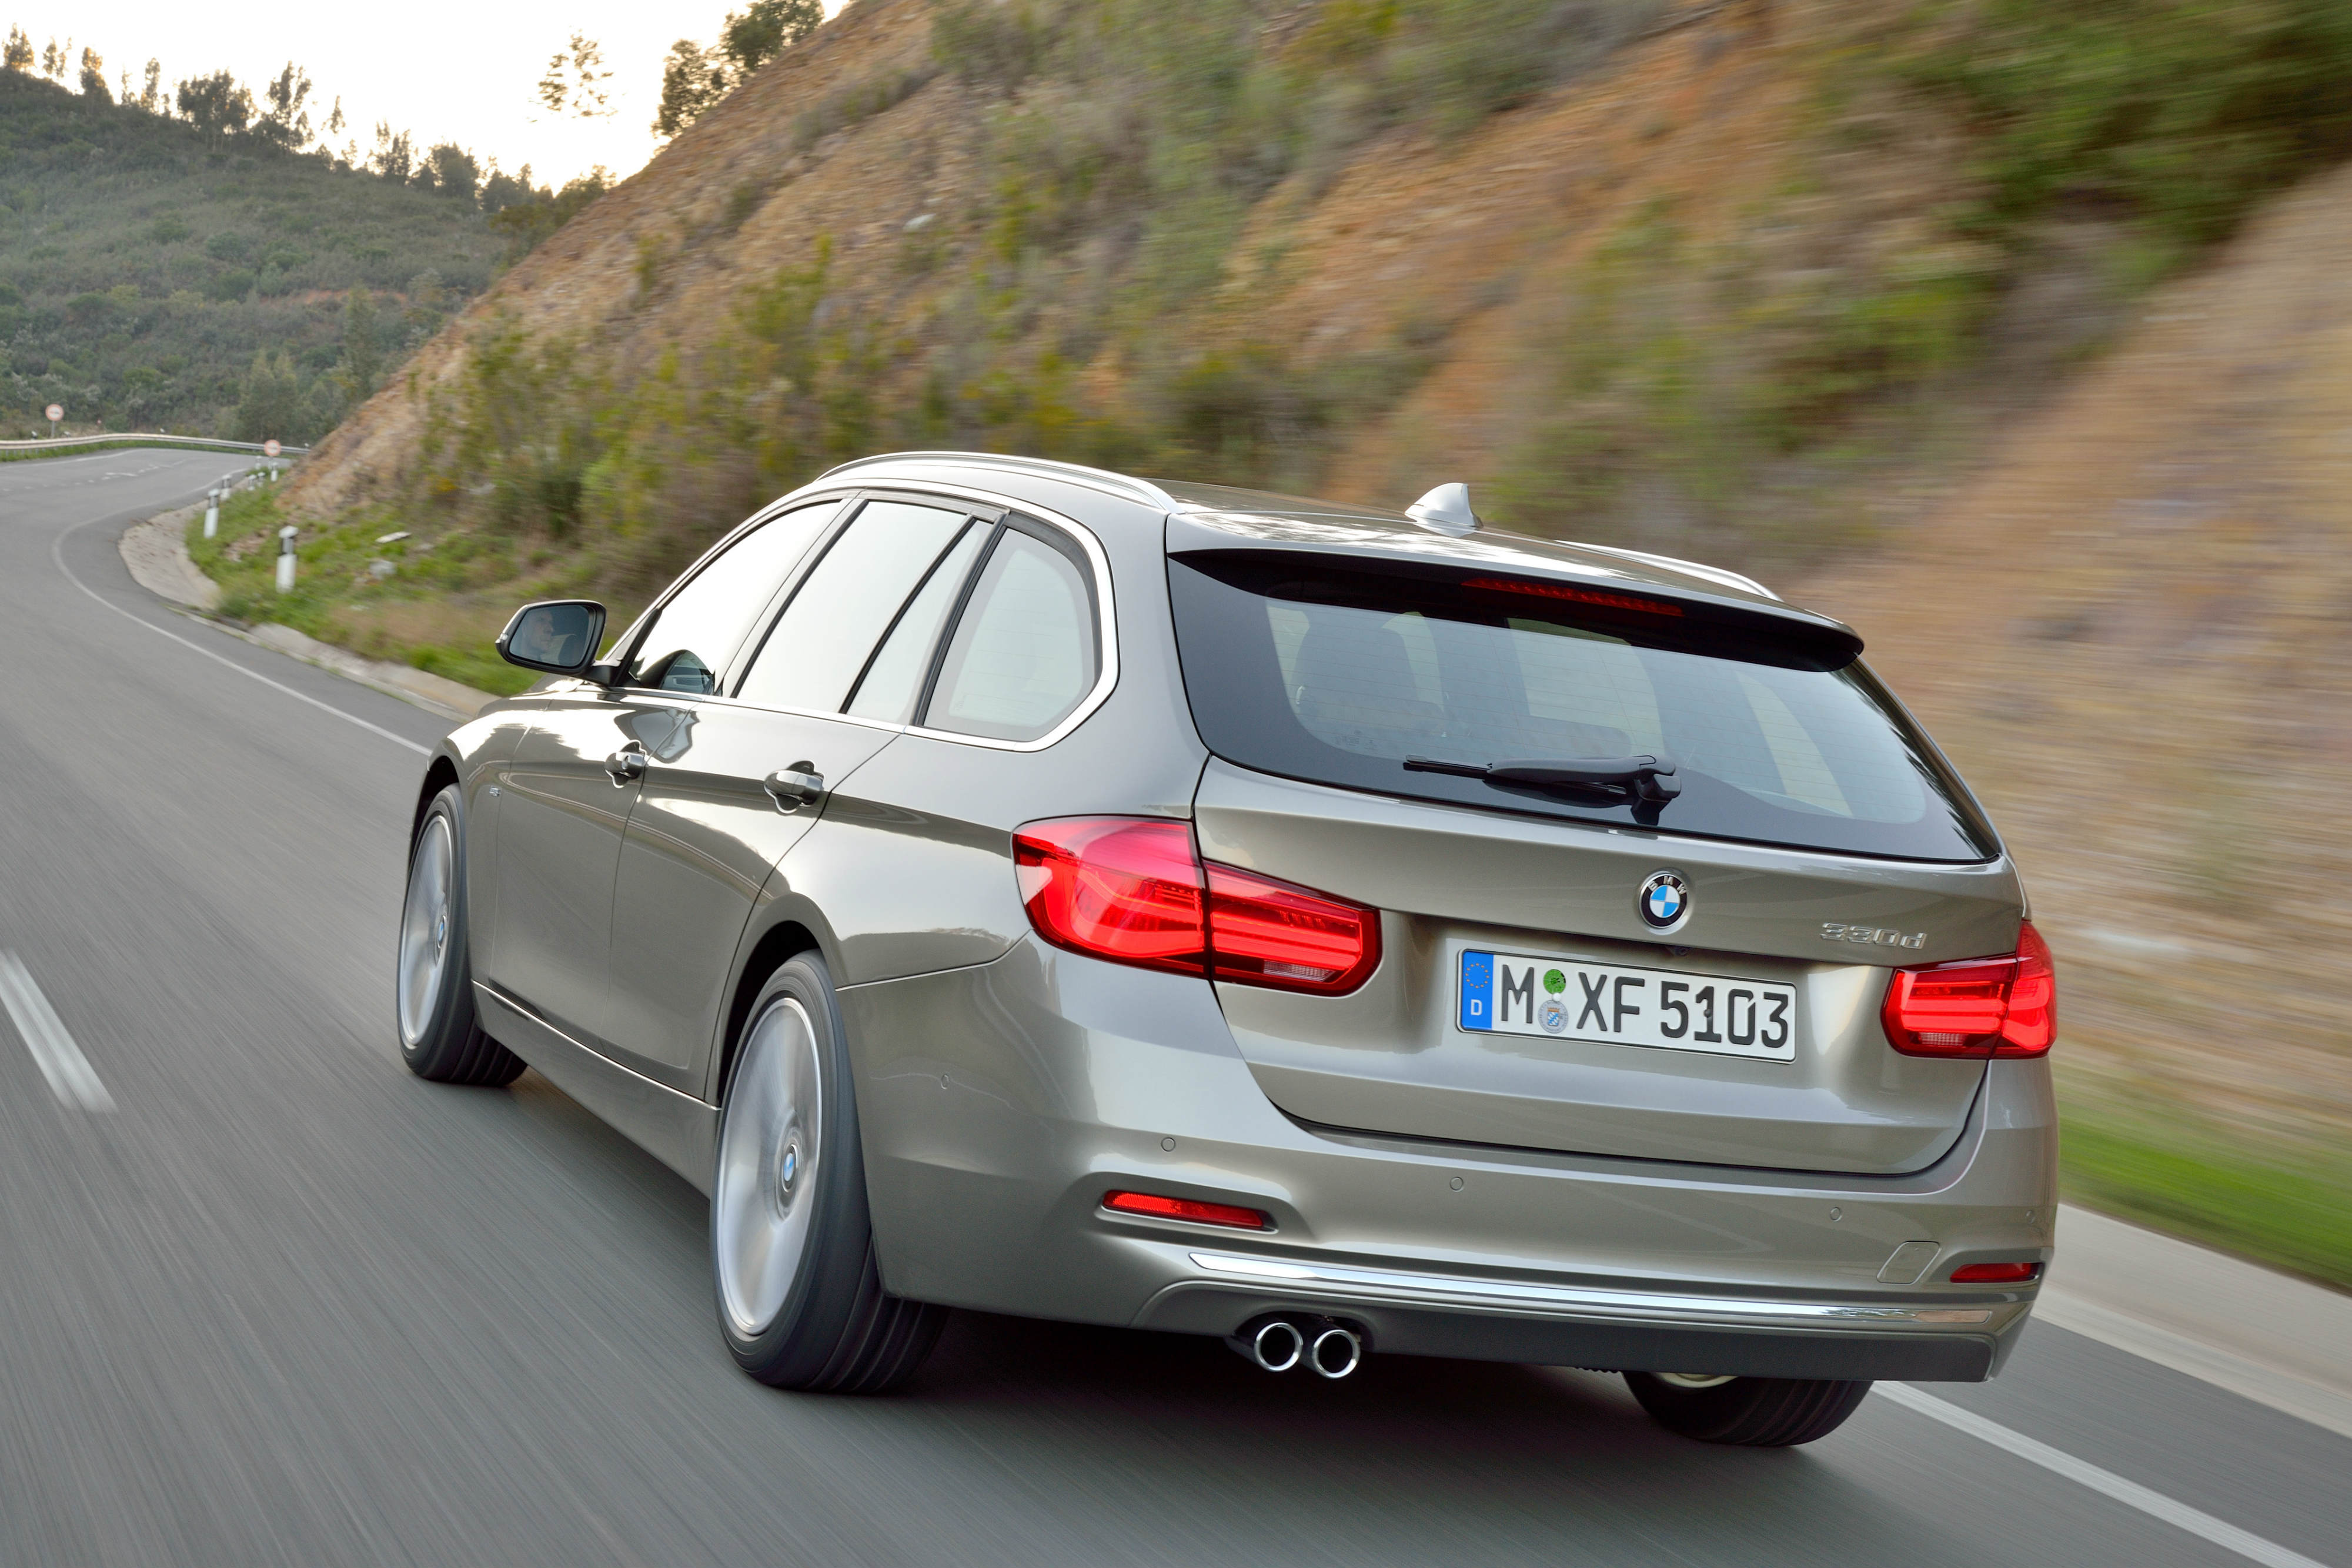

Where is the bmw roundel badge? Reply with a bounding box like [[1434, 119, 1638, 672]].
[[1637, 870, 1689, 931]]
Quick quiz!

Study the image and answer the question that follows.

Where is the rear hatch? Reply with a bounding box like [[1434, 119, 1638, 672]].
[[1167, 522, 2021, 1176]]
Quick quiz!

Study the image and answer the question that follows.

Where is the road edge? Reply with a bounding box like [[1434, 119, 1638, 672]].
[[2041, 1204, 2352, 1440], [118, 509, 499, 723]]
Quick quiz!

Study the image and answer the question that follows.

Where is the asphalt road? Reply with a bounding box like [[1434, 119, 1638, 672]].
[[1, 450, 2346, 1568]]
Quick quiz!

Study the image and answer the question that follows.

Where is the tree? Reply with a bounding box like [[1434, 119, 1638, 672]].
[[40, 36, 65, 80], [479, 162, 537, 214], [654, 42, 729, 139], [425, 143, 480, 202], [252, 63, 313, 151], [137, 59, 163, 113], [536, 32, 612, 119], [368, 123, 414, 183], [4, 28, 31, 73], [78, 46, 108, 102], [653, 1, 821, 139], [233, 350, 309, 445], [176, 71, 254, 145], [330, 289, 383, 417], [721, 0, 824, 76], [487, 168, 611, 259]]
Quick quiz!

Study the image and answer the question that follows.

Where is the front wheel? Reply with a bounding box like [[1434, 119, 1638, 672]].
[[711, 952, 944, 1392], [1624, 1371, 1872, 1446], [396, 785, 526, 1086]]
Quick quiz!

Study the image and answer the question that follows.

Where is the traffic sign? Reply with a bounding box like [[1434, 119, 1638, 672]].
[[263, 439, 282, 459], [44, 403, 61, 423]]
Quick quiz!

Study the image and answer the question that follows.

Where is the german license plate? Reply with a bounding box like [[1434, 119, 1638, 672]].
[[1457, 949, 1797, 1061]]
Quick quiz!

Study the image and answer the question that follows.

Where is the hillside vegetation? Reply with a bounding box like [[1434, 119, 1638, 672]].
[[0, 66, 502, 440], [248, 0, 2352, 1274]]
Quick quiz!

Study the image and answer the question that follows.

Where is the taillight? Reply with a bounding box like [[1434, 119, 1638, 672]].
[[1012, 818, 1204, 975], [1012, 817, 1379, 994], [1950, 1262, 2039, 1285], [1205, 863, 1381, 994], [1101, 1190, 1269, 1229], [1882, 920, 2056, 1058]]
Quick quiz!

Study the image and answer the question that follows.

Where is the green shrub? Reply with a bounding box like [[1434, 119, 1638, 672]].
[[1910, 0, 2352, 255]]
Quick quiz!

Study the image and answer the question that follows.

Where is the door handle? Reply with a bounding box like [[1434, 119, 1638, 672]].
[[764, 762, 824, 810], [604, 748, 647, 782]]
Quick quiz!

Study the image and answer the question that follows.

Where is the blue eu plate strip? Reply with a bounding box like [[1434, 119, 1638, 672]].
[[1459, 950, 1494, 1031]]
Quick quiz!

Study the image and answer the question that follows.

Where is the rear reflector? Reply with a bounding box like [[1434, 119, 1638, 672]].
[[1950, 1262, 2039, 1285], [1014, 817, 1379, 994], [1101, 1190, 1269, 1230], [1882, 920, 2056, 1058]]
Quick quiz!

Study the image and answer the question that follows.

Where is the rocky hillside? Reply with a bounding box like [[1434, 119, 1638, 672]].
[[255, 0, 2352, 1272]]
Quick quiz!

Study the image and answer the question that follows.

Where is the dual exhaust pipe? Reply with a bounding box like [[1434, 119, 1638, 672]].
[[1228, 1314, 1365, 1379]]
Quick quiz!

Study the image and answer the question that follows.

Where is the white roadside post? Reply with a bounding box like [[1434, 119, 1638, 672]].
[[275, 525, 298, 593], [203, 486, 219, 540]]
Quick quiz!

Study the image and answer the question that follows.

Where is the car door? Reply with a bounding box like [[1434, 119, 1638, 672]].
[[487, 499, 840, 1054], [602, 494, 1000, 1092]]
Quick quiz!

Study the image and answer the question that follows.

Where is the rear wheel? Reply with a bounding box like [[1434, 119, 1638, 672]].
[[396, 785, 526, 1086], [712, 953, 944, 1391], [1624, 1371, 1871, 1446]]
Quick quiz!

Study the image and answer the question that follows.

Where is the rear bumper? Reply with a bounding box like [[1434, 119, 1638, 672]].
[[840, 940, 2057, 1383], [1134, 1245, 2026, 1381]]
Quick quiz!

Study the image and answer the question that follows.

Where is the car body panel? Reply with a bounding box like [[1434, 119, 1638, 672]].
[[839, 935, 2053, 1378], [1194, 758, 2017, 1174], [604, 694, 898, 1091], [486, 697, 646, 1045]]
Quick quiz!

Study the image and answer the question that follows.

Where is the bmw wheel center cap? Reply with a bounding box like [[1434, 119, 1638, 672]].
[[1638, 870, 1689, 932]]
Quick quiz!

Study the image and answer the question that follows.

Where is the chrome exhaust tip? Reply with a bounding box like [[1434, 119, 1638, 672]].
[[1308, 1324, 1362, 1379], [1227, 1316, 1305, 1373]]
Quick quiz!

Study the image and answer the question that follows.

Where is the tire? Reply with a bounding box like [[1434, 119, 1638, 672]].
[[1624, 1372, 1872, 1446], [711, 952, 945, 1392], [396, 785, 527, 1087]]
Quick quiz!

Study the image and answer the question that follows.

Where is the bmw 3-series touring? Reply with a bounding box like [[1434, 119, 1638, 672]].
[[395, 451, 2057, 1446]]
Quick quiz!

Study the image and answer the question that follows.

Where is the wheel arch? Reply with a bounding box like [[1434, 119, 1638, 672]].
[[412, 752, 461, 840], [714, 915, 825, 1105]]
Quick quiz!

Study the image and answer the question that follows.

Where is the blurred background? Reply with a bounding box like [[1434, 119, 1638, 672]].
[[1, 1, 2347, 1559]]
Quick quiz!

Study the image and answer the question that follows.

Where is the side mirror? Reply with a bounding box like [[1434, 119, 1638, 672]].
[[497, 600, 609, 680]]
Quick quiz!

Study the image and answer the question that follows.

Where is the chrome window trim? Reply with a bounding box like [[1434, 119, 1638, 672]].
[[1184, 1251, 2009, 1328], [727, 478, 1121, 754]]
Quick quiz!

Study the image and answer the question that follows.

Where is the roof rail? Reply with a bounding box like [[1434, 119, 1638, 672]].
[[816, 450, 1178, 511]]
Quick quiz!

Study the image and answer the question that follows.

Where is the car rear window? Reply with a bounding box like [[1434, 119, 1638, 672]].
[[1167, 554, 1994, 862]]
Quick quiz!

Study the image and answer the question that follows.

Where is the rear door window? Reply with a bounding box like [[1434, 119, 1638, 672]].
[[1171, 554, 1992, 861], [920, 526, 1098, 743], [734, 499, 976, 714]]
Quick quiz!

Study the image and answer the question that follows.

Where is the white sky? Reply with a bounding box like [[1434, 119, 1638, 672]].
[[44, 4, 843, 187]]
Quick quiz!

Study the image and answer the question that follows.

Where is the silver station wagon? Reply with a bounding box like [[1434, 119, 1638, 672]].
[[396, 452, 2058, 1446]]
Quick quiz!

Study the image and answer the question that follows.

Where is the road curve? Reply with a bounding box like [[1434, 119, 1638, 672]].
[[0, 452, 2346, 1567]]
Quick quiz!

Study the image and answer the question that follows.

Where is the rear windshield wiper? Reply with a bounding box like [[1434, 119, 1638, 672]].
[[1406, 753, 1682, 804]]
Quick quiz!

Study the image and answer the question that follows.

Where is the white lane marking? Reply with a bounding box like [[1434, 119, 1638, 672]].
[[1879, 1383, 2331, 1568], [0, 952, 114, 1112], [51, 516, 429, 757]]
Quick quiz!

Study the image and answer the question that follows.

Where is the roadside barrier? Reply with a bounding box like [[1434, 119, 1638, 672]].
[[0, 432, 311, 460]]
